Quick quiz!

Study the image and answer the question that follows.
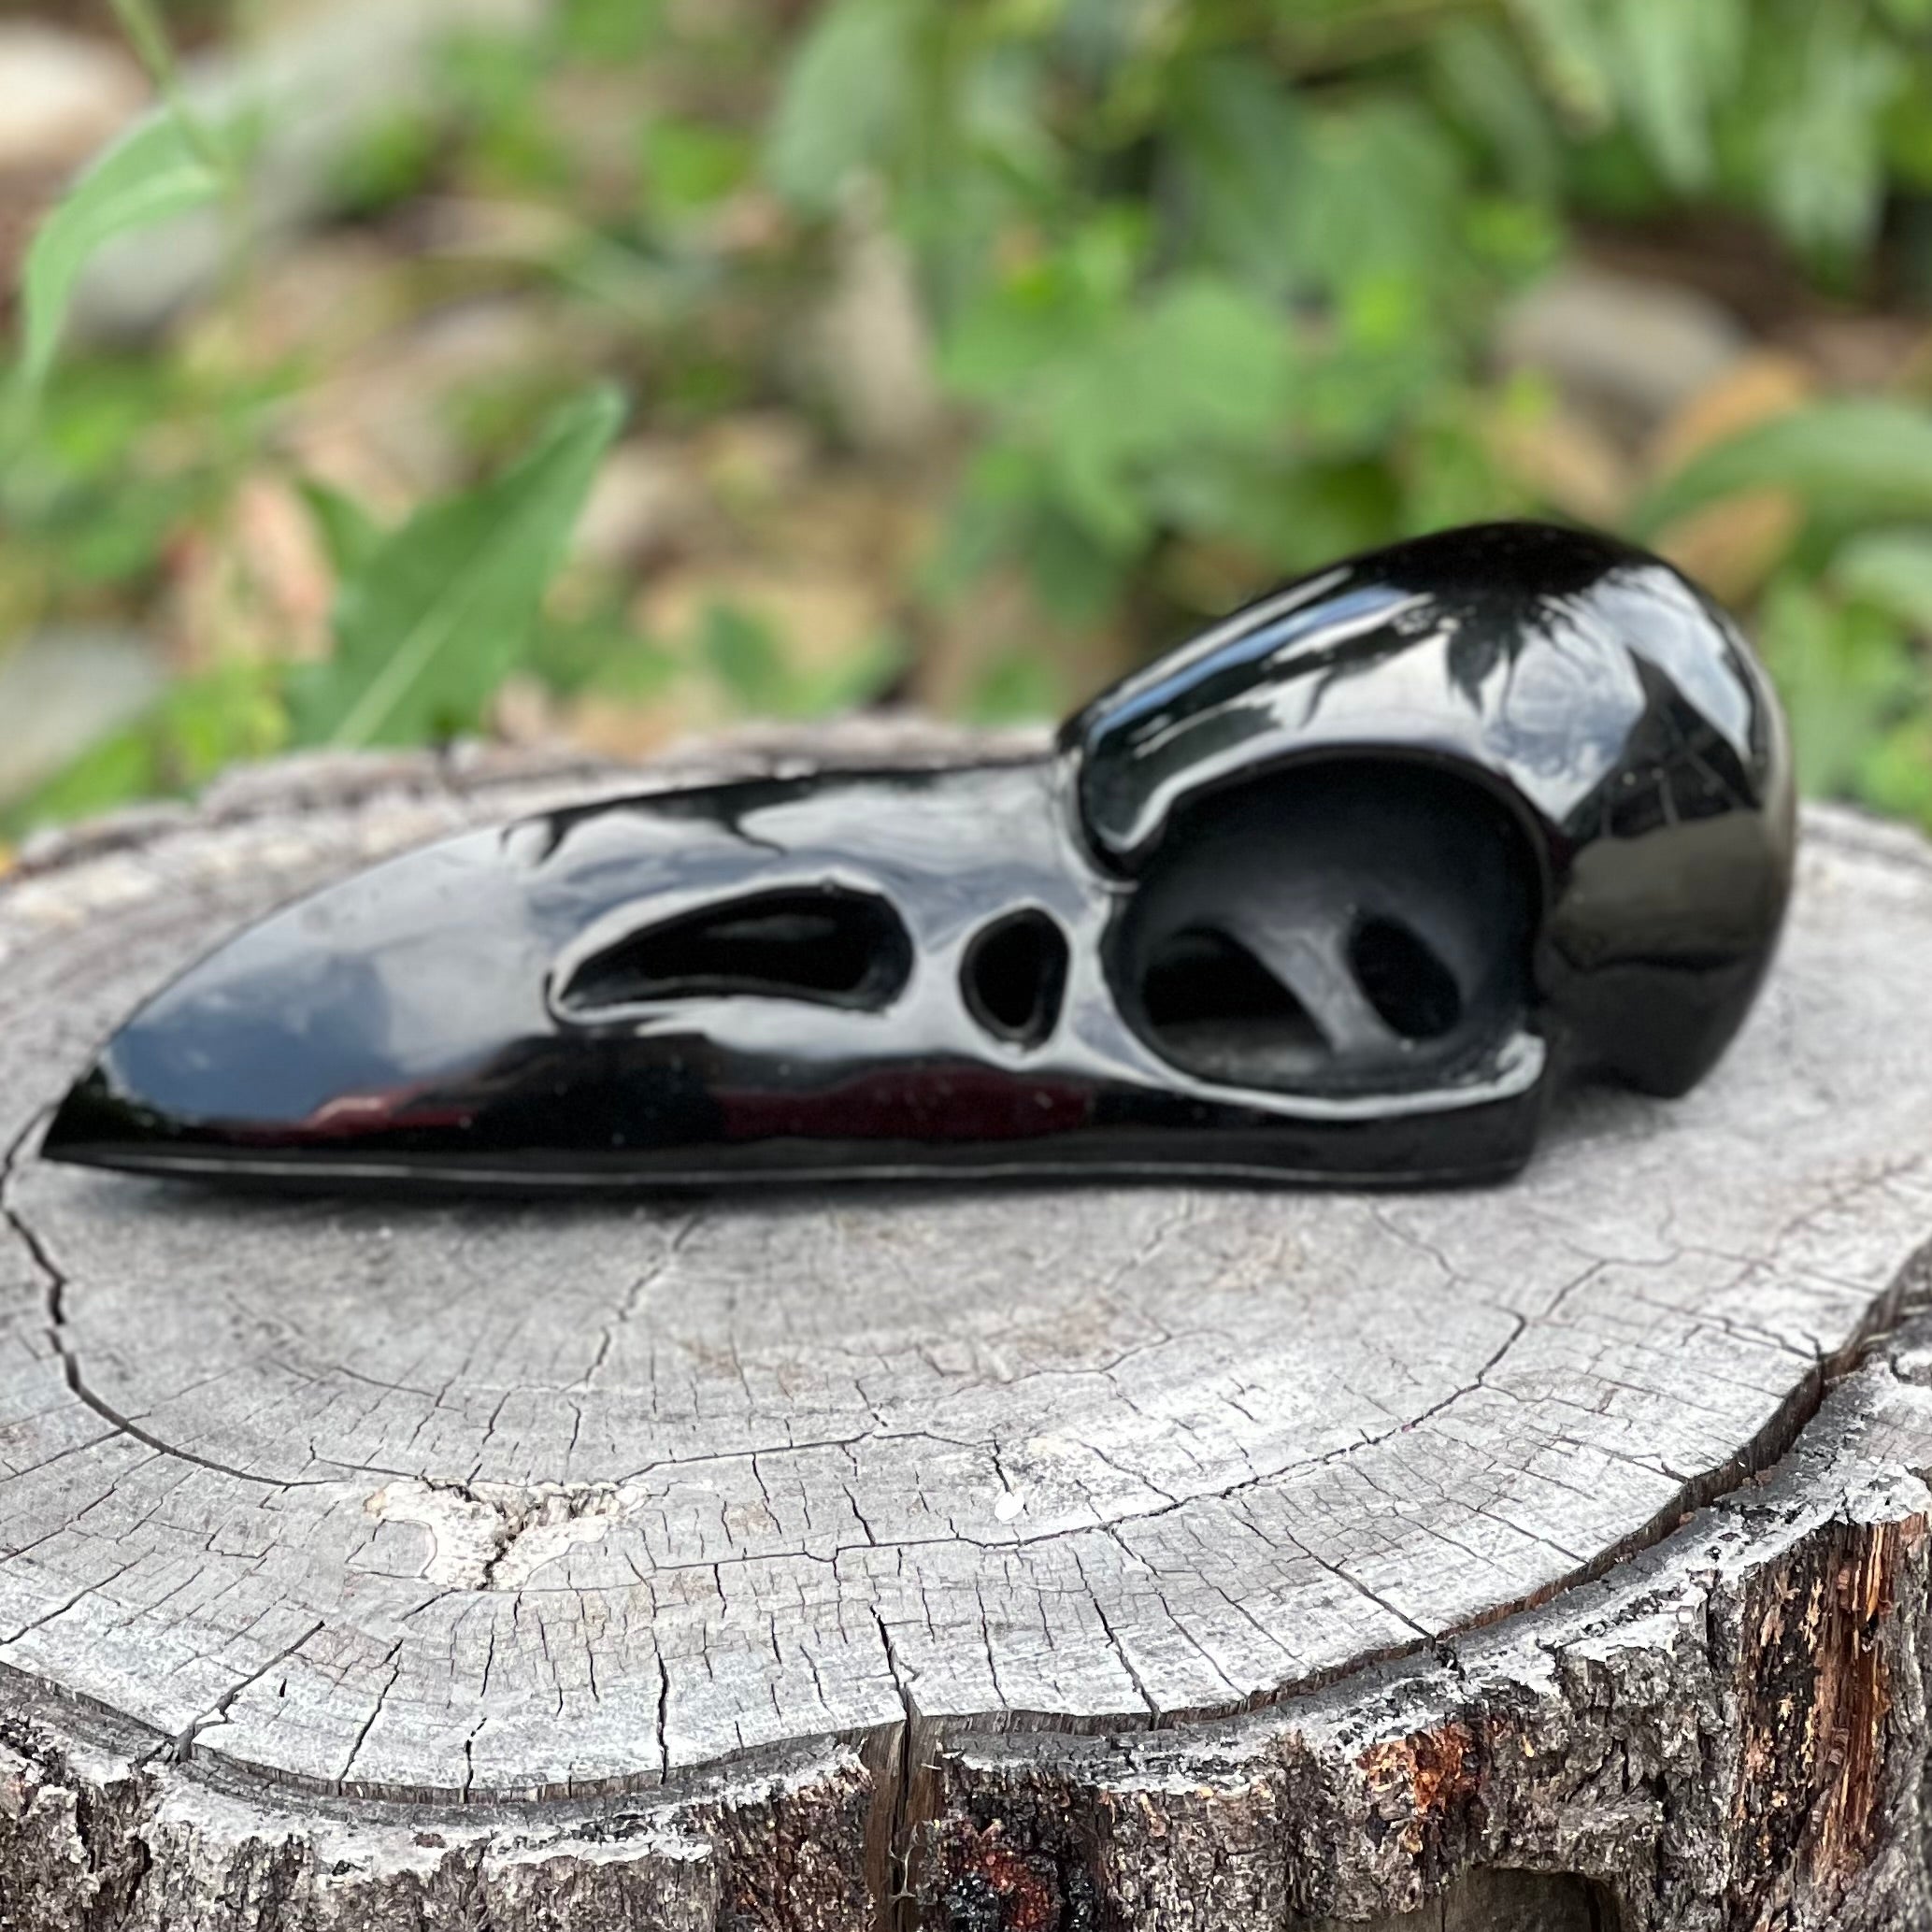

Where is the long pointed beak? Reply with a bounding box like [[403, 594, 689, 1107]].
[[39, 820, 580, 1182]]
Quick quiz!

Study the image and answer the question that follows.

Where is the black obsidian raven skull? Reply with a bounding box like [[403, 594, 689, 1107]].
[[44, 522, 1795, 1193]]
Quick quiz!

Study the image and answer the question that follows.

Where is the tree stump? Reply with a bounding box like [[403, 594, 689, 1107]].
[[4, 729, 1932, 1932]]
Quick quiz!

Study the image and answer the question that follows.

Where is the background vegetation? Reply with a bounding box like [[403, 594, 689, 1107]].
[[5, 0, 1932, 854]]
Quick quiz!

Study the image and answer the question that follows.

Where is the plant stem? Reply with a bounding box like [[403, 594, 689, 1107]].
[[107, 0, 233, 179]]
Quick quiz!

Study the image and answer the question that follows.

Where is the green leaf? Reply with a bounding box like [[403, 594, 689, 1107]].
[[1508, 0, 1615, 126], [559, 0, 665, 62], [1, 725, 156, 838], [1288, 102, 1467, 302], [165, 658, 290, 782], [766, 0, 915, 211], [696, 602, 902, 720], [15, 114, 228, 396], [1167, 56, 1306, 288], [1609, 0, 1741, 192], [1754, 8, 1903, 260], [1755, 575, 1918, 798], [965, 648, 1066, 726], [1877, 0, 1932, 32], [1834, 529, 1932, 634], [938, 213, 1139, 399], [1048, 279, 1297, 551], [642, 117, 753, 216], [943, 260, 1300, 589], [330, 107, 441, 221], [1432, 25, 1560, 201], [297, 480, 389, 580], [1636, 402, 1932, 535], [1, 660, 287, 839], [1861, 718, 1932, 826], [291, 387, 624, 750], [529, 603, 675, 702], [699, 602, 792, 713]]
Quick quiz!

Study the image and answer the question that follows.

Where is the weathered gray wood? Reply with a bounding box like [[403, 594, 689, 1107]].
[[2, 731, 1932, 1930]]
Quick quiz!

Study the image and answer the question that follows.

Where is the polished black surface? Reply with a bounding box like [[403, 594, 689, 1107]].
[[43, 522, 1795, 1192]]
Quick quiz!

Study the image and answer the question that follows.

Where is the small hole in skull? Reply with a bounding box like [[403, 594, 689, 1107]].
[[1140, 927, 1327, 1080], [1350, 917, 1462, 1041], [961, 909, 1068, 1048], [559, 886, 912, 1013]]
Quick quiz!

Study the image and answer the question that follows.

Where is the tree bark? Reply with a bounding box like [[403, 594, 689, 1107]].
[[2, 731, 1930, 1931]]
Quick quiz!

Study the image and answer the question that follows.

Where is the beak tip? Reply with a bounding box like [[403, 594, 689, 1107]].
[[39, 1062, 150, 1173]]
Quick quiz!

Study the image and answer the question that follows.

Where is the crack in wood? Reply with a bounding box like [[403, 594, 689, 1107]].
[[2, 1117, 334, 1494], [172, 1620, 328, 1764]]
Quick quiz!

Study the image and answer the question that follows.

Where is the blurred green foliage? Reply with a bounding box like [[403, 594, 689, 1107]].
[[5, 0, 1932, 840], [287, 387, 623, 747]]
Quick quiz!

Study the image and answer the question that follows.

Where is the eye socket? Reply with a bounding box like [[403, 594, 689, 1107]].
[[1108, 760, 1532, 1095], [557, 886, 912, 1016], [1348, 917, 1462, 1040], [961, 909, 1068, 1049]]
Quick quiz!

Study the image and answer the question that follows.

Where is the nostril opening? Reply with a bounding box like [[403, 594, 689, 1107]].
[[1138, 926, 1326, 1080], [1349, 917, 1462, 1040], [558, 885, 912, 1015], [961, 909, 1068, 1049]]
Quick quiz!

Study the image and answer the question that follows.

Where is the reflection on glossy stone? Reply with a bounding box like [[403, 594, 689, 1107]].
[[44, 522, 1794, 1194]]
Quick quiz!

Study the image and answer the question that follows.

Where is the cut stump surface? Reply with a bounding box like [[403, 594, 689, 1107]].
[[4, 731, 1932, 1932]]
